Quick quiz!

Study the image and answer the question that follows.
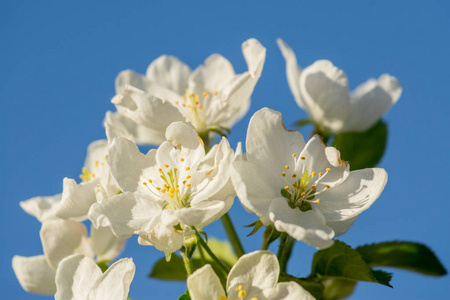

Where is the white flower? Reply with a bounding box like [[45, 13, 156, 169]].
[[12, 219, 126, 295], [187, 250, 315, 300], [106, 38, 266, 144], [277, 39, 402, 134], [231, 108, 387, 249], [56, 140, 121, 221], [54, 254, 135, 300], [89, 121, 235, 252]]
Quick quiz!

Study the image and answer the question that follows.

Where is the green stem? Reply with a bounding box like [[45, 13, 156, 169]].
[[221, 213, 245, 257], [193, 227, 230, 275], [198, 131, 211, 153], [277, 233, 295, 274], [180, 249, 194, 276]]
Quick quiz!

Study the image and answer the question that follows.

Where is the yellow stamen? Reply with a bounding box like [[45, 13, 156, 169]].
[[292, 174, 297, 178], [164, 164, 169, 168], [148, 179, 152, 183], [220, 296, 227, 300], [180, 158, 185, 162], [325, 185, 330, 189], [236, 285, 243, 291], [281, 172, 286, 177], [284, 186, 289, 190], [187, 175, 191, 179], [319, 172, 323, 176], [285, 165, 289, 170], [158, 168, 162, 173], [187, 184, 191, 187], [301, 156, 306, 160], [238, 290, 246, 298], [316, 199, 321, 203], [292, 153, 297, 157], [312, 185, 317, 191], [186, 167, 190, 171], [143, 182, 147, 185], [326, 168, 331, 171], [213, 91, 219, 96], [312, 171, 316, 176], [95, 160, 99, 167], [203, 91, 210, 97]]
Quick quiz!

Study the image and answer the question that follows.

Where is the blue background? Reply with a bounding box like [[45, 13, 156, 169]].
[[2, 1, 449, 299]]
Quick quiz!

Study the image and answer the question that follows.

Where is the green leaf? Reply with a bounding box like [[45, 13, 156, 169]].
[[333, 120, 387, 170], [149, 254, 187, 280], [321, 278, 356, 300], [371, 270, 393, 287], [178, 289, 191, 300], [294, 118, 314, 128], [356, 241, 447, 276], [311, 240, 391, 287]]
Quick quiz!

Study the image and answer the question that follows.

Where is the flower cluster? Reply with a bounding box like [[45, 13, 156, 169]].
[[14, 38, 403, 300]]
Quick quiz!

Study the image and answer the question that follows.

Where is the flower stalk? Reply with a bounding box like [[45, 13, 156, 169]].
[[221, 213, 245, 257], [192, 227, 230, 276]]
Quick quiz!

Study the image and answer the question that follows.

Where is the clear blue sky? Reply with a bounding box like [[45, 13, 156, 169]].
[[1, 1, 449, 299]]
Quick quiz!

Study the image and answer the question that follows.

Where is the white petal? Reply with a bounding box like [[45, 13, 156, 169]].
[[299, 60, 351, 133], [265, 282, 316, 300], [90, 225, 126, 262], [189, 54, 235, 93], [242, 38, 266, 79], [142, 217, 184, 252], [107, 137, 155, 193], [19, 193, 61, 222], [88, 258, 135, 300], [246, 108, 306, 171], [232, 160, 281, 224], [326, 216, 357, 237], [104, 111, 167, 145], [343, 74, 402, 132], [227, 250, 279, 298], [89, 192, 161, 238], [173, 200, 225, 227], [115, 69, 150, 94], [112, 86, 184, 133], [276, 38, 305, 109], [56, 177, 98, 221], [12, 255, 56, 294], [145, 55, 191, 95], [84, 140, 108, 175], [40, 219, 93, 270], [55, 254, 102, 300], [187, 264, 225, 300], [316, 168, 388, 222], [269, 197, 334, 249]]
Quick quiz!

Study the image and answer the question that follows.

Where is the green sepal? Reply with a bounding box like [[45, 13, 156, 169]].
[[245, 220, 264, 237], [310, 240, 392, 287], [356, 241, 447, 276], [280, 188, 291, 200], [96, 260, 109, 273], [262, 225, 281, 248], [178, 290, 191, 300], [333, 120, 387, 170], [208, 126, 231, 137], [165, 252, 172, 262], [182, 235, 198, 260]]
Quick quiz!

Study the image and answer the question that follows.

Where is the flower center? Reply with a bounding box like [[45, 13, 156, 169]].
[[280, 153, 330, 211], [142, 161, 193, 210], [79, 157, 107, 181], [172, 90, 219, 131]]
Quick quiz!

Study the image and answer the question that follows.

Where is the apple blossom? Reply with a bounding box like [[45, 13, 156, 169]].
[[89, 121, 235, 253], [277, 39, 402, 133], [187, 250, 315, 300], [54, 254, 135, 300], [231, 108, 387, 249], [106, 38, 266, 144]]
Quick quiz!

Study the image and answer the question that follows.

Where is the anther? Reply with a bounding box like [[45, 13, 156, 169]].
[[316, 199, 321, 203], [203, 91, 210, 97], [220, 296, 227, 300], [236, 285, 243, 291], [187, 183, 191, 187], [186, 175, 191, 179], [312, 171, 316, 176], [318, 172, 323, 176], [300, 156, 306, 160], [143, 182, 147, 185], [312, 185, 317, 191], [95, 160, 99, 167], [325, 185, 330, 189], [292, 174, 297, 178], [180, 158, 184, 162], [238, 290, 246, 298], [186, 167, 190, 171], [292, 153, 297, 157], [148, 179, 152, 183], [326, 168, 331, 171], [165, 164, 169, 168], [213, 91, 219, 96], [281, 172, 286, 177], [285, 165, 289, 170], [284, 186, 289, 190], [158, 168, 162, 173]]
